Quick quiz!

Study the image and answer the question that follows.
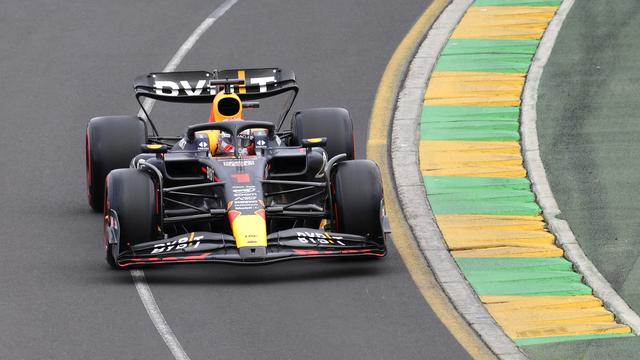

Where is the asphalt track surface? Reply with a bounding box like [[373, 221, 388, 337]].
[[0, 1, 472, 359]]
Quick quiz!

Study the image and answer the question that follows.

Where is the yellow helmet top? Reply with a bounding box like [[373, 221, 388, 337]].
[[209, 91, 243, 122]]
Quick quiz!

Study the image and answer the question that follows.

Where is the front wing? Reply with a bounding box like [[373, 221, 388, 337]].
[[116, 228, 386, 267]]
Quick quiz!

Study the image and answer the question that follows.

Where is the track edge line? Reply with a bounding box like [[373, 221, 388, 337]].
[[390, 0, 524, 358], [368, 0, 503, 359]]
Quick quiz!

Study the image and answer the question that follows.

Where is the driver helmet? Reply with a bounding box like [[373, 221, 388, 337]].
[[209, 91, 243, 122], [207, 91, 255, 155]]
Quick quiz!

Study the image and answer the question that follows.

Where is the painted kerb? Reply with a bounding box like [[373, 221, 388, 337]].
[[391, 0, 525, 358], [392, 0, 634, 357]]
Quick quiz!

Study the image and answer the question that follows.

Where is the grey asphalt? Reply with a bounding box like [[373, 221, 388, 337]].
[[524, 0, 640, 359], [0, 1, 472, 359]]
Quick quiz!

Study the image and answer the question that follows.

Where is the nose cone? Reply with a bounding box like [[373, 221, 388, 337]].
[[229, 213, 267, 261], [230, 214, 267, 246]]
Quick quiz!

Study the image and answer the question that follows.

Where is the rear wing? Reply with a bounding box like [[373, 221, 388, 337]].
[[134, 68, 297, 103], [134, 68, 298, 135]]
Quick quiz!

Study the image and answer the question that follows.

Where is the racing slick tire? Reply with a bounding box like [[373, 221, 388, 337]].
[[86, 116, 146, 212], [332, 160, 383, 245], [291, 107, 355, 160], [104, 169, 158, 269]]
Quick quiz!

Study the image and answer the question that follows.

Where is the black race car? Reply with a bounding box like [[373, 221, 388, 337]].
[[85, 68, 389, 268]]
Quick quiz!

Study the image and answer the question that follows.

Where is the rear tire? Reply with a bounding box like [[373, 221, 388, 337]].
[[86, 116, 146, 212], [291, 108, 355, 160], [104, 169, 158, 269], [332, 160, 384, 244]]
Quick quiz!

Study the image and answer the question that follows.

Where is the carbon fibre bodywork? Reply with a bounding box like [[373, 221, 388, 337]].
[[96, 69, 388, 267], [104, 120, 388, 267]]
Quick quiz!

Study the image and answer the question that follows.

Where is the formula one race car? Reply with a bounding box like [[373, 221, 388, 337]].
[[85, 68, 389, 268]]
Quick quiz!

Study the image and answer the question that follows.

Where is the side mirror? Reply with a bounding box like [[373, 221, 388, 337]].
[[301, 137, 327, 148], [141, 144, 169, 154]]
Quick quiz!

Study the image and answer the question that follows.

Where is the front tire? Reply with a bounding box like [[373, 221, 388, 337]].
[[104, 169, 158, 269], [86, 116, 146, 212], [332, 160, 384, 244]]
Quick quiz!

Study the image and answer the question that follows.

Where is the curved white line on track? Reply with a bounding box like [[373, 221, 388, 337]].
[[131, 1, 238, 359], [131, 269, 191, 360], [137, 0, 238, 117], [521, 0, 640, 334]]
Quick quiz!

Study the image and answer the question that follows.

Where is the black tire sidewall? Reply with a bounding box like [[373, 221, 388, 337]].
[[87, 116, 146, 211], [291, 107, 355, 160], [104, 169, 158, 268], [332, 160, 383, 242]]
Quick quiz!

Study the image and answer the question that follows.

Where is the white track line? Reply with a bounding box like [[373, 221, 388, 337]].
[[131, 270, 191, 360], [521, 0, 640, 334], [137, 0, 238, 118], [131, 1, 238, 359]]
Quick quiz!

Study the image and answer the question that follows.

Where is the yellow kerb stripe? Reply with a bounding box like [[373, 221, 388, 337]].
[[436, 215, 562, 258], [424, 72, 525, 107], [420, 140, 526, 178], [481, 295, 632, 339], [452, 246, 563, 258], [452, 6, 559, 40]]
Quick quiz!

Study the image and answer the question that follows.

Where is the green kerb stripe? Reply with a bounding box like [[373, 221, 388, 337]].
[[458, 257, 575, 270], [441, 39, 539, 55], [456, 257, 593, 296], [423, 176, 541, 216], [516, 333, 634, 346], [421, 106, 521, 141], [473, 0, 562, 6], [436, 39, 538, 73]]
